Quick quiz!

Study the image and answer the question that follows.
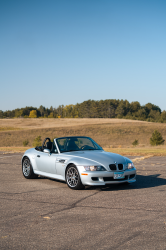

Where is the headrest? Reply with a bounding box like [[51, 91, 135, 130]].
[[46, 141, 52, 150]]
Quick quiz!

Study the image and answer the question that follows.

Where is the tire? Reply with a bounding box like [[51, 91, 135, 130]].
[[66, 164, 85, 190], [22, 157, 38, 179]]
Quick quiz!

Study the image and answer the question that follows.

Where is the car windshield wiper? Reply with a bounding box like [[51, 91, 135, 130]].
[[61, 149, 80, 153], [85, 148, 100, 150]]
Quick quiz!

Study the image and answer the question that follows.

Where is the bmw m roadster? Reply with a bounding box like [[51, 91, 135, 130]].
[[22, 136, 136, 190]]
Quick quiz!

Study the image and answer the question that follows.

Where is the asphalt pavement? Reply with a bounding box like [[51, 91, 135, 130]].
[[0, 152, 166, 250]]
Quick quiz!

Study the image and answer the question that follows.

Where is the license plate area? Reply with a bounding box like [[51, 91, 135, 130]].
[[114, 172, 125, 179]]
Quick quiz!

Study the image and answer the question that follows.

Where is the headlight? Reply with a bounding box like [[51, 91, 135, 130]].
[[83, 166, 106, 171], [128, 162, 134, 169]]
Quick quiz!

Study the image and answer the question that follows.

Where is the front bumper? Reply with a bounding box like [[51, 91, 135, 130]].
[[79, 167, 136, 186]]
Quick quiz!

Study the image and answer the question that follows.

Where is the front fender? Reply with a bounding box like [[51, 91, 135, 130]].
[[22, 148, 38, 171], [64, 157, 100, 178], [65, 156, 103, 168]]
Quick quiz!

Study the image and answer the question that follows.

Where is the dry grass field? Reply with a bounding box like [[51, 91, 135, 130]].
[[0, 118, 166, 155], [0, 117, 148, 129]]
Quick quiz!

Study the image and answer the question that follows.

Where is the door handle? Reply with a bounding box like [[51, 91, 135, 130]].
[[37, 155, 40, 158]]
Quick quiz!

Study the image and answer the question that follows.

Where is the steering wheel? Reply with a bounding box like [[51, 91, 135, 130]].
[[81, 145, 90, 150], [42, 138, 51, 151]]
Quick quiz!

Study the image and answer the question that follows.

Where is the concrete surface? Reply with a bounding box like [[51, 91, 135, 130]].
[[0, 152, 166, 250]]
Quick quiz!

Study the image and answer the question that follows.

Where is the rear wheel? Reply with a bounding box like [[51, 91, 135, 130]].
[[66, 164, 84, 190], [22, 157, 37, 179]]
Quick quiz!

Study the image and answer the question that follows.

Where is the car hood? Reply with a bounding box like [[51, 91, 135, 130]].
[[64, 150, 129, 169]]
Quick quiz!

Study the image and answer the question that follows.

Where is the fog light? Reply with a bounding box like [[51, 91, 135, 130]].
[[99, 177, 103, 182]]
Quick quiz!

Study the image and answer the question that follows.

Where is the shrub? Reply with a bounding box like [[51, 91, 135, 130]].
[[150, 130, 165, 146], [23, 139, 29, 146], [48, 112, 54, 118], [33, 136, 42, 147], [132, 139, 139, 146], [29, 110, 37, 118], [15, 110, 23, 118]]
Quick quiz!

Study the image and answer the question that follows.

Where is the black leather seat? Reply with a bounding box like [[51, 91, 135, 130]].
[[67, 139, 79, 151], [46, 141, 53, 151]]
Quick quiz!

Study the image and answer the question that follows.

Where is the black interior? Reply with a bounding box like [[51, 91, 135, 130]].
[[35, 137, 53, 152], [45, 141, 53, 150], [42, 137, 51, 151], [66, 139, 79, 151]]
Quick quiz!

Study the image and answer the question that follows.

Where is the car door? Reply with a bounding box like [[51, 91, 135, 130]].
[[36, 151, 57, 174], [56, 157, 67, 177]]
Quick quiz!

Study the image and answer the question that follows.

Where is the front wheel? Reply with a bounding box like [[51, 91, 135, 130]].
[[66, 165, 85, 190], [22, 157, 37, 179]]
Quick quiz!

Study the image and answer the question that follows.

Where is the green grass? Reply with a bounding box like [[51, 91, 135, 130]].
[[0, 127, 21, 131]]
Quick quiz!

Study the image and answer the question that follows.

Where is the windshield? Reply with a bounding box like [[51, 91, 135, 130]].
[[56, 137, 102, 153]]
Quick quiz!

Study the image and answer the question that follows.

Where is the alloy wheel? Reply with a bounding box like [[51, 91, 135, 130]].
[[66, 167, 79, 188], [23, 159, 31, 177]]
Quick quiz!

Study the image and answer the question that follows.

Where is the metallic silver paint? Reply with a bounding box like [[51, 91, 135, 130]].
[[22, 137, 136, 187]]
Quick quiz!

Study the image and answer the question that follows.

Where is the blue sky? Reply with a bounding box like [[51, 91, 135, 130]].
[[0, 0, 166, 111]]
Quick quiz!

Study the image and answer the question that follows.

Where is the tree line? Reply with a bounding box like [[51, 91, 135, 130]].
[[0, 99, 166, 123]]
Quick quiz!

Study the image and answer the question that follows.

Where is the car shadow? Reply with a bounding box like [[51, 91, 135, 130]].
[[85, 174, 166, 191], [37, 174, 166, 191], [38, 176, 66, 184]]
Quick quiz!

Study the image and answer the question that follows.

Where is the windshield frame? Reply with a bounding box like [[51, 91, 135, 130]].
[[55, 136, 103, 153]]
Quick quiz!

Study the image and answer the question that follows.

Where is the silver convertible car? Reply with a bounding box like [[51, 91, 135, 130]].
[[22, 136, 136, 190]]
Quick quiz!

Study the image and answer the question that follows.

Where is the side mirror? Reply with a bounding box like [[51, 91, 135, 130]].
[[43, 149, 50, 154]]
